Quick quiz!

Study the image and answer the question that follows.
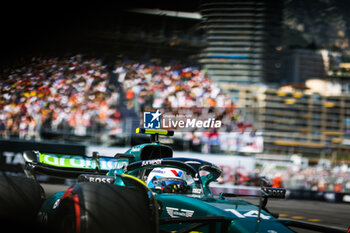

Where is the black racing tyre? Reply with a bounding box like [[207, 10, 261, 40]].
[[0, 173, 45, 231], [54, 182, 156, 233]]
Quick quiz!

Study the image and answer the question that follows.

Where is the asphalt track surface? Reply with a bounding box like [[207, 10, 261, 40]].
[[42, 183, 350, 232], [240, 197, 349, 232]]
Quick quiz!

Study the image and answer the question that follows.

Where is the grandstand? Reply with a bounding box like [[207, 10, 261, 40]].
[[0, 54, 259, 153], [0, 56, 121, 142], [0, 2, 260, 153]]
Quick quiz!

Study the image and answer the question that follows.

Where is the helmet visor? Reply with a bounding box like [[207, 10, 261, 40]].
[[153, 178, 185, 188]]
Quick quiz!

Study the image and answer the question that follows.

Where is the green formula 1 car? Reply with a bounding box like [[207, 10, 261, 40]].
[[14, 128, 344, 233]]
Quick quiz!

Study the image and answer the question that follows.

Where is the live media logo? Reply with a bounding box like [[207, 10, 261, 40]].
[[143, 110, 161, 129], [143, 109, 222, 130]]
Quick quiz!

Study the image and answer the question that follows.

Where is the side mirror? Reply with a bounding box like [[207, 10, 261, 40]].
[[262, 187, 286, 199]]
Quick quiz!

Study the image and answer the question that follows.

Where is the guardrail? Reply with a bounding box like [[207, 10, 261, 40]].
[[210, 183, 350, 204]]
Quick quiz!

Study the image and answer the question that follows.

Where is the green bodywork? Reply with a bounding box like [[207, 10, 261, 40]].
[[156, 194, 291, 233], [37, 152, 128, 170], [32, 143, 293, 233]]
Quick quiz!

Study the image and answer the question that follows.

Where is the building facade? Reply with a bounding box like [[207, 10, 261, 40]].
[[259, 87, 350, 160], [280, 48, 342, 84], [199, 0, 283, 86]]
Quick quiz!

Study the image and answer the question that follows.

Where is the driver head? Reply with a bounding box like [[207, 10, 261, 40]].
[[146, 167, 186, 190]]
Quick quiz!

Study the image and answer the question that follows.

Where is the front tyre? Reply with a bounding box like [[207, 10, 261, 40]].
[[0, 173, 45, 232]]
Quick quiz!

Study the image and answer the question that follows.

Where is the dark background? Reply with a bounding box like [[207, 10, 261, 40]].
[[0, 1, 201, 68]]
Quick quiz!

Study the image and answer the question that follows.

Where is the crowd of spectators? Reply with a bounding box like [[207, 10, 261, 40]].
[[0, 55, 122, 141], [113, 60, 255, 151], [217, 161, 350, 193], [0, 54, 255, 149], [262, 163, 350, 193], [113, 60, 232, 110]]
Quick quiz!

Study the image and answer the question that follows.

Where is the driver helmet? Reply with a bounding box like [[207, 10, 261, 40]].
[[146, 167, 187, 190]]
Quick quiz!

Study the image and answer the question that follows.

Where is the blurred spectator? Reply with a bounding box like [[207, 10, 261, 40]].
[[272, 173, 283, 188]]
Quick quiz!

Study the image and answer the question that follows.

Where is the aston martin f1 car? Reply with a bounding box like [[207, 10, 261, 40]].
[[12, 128, 345, 233]]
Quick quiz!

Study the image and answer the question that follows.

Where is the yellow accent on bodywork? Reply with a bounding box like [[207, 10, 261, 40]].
[[136, 128, 169, 135], [122, 174, 152, 193]]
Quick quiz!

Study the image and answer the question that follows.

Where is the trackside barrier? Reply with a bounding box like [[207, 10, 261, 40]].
[[287, 189, 350, 203], [210, 183, 350, 204]]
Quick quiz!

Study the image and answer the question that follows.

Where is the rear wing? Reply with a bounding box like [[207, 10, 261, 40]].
[[22, 150, 131, 179]]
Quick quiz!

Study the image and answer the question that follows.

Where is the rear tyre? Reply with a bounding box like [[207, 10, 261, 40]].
[[55, 182, 156, 233]]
